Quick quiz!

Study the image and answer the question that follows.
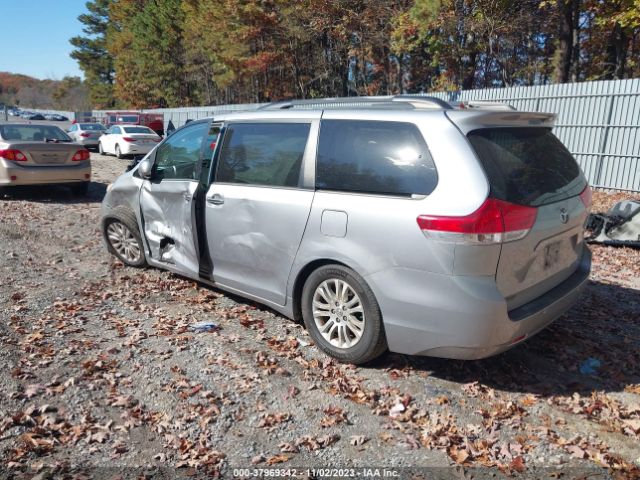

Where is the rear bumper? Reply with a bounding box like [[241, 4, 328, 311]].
[[368, 247, 591, 360], [120, 143, 155, 155], [0, 160, 91, 186], [77, 138, 100, 146]]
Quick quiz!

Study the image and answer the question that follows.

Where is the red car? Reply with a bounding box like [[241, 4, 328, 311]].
[[102, 111, 164, 137]]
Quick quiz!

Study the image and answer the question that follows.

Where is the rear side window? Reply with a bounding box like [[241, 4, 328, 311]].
[[316, 120, 437, 196], [216, 123, 309, 188], [467, 128, 586, 206]]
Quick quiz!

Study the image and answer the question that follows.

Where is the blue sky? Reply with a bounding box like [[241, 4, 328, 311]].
[[2, 0, 87, 79]]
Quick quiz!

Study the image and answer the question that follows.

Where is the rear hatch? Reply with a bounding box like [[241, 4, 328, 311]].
[[466, 125, 589, 310], [124, 133, 160, 145], [79, 130, 103, 140], [444, 110, 590, 311]]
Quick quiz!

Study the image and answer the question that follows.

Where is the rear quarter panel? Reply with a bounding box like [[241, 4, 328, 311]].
[[287, 110, 491, 299]]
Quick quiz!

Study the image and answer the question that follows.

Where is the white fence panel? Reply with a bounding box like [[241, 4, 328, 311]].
[[91, 78, 640, 191]]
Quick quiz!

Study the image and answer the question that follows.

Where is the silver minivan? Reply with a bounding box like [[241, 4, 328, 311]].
[[101, 96, 592, 364]]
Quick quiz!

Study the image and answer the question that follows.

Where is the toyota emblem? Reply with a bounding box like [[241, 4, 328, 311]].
[[560, 208, 569, 224]]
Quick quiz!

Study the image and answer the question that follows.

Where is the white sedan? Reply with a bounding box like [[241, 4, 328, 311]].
[[98, 125, 161, 158]]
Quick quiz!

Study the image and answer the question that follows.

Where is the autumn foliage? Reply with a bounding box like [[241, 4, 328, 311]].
[[64, 0, 640, 109]]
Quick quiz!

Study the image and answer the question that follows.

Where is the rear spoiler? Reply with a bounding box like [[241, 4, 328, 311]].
[[445, 110, 557, 135]]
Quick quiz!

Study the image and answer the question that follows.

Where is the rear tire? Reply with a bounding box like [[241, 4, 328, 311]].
[[98, 142, 105, 155], [102, 207, 147, 267], [301, 264, 387, 364], [115, 144, 124, 159], [70, 182, 89, 196]]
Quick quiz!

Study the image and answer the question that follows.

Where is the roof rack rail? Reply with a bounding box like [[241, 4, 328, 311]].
[[457, 100, 516, 111], [391, 95, 453, 109], [258, 95, 453, 111]]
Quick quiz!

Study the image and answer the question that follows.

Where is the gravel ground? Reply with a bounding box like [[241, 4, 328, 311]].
[[1, 152, 639, 479]]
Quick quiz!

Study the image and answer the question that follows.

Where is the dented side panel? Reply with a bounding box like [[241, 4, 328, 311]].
[[205, 184, 314, 305], [139, 180, 200, 276]]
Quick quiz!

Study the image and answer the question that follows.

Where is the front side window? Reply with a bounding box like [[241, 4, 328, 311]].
[[216, 123, 310, 188], [316, 120, 437, 196], [155, 122, 209, 181]]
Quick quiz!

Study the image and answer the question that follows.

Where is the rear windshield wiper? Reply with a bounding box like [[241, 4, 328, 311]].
[[45, 138, 71, 143]]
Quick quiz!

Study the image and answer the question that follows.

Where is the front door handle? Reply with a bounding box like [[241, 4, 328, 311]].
[[207, 193, 225, 205], [183, 193, 192, 202]]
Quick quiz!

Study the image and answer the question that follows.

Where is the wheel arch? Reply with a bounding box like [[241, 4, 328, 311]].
[[291, 258, 354, 323]]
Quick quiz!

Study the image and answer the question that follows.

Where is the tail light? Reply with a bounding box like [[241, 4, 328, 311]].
[[123, 137, 135, 142], [0, 149, 27, 161], [579, 185, 592, 210], [153, 138, 162, 142], [72, 149, 90, 161], [80, 132, 91, 138], [417, 198, 537, 245]]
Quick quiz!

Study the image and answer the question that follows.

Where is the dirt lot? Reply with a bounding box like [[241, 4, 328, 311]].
[[1, 153, 639, 479]]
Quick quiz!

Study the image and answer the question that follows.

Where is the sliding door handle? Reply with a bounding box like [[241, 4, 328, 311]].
[[207, 193, 225, 205]]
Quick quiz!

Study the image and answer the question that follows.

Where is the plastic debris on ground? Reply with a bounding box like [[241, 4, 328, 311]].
[[579, 357, 602, 375], [190, 321, 219, 333]]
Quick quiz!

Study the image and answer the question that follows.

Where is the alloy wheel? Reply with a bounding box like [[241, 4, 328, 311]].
[[106, 221, 141, 263], [312, 278, 365, 349]]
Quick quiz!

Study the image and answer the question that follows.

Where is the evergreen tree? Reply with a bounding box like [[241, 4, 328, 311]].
[[70, 0, 115, 108]]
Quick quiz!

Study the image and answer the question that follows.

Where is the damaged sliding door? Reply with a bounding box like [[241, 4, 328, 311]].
[[139, 121, 210, 277]]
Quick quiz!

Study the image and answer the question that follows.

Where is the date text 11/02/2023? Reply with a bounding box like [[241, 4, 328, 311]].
[[232, 467, 400, 478]]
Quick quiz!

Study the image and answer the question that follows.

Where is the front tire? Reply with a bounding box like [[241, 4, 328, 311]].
[[301, 264, 387, 364], [102, 207, 147, 267]]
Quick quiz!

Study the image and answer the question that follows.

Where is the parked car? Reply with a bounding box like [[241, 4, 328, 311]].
[[67, 123, 106, 149], [98, 125, 161, 158], [101, 97, 592, 364], [51, 114, 68, 121], [25, 113, 45, 120], [0, 124, 91, 195]]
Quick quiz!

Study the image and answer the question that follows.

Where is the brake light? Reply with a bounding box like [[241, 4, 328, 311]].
[[72, 149, 90, 161], [123, 137, 135, 142], [0, 149, 27, 161], [579, 185, 592, 210], [80, 132, 91, 138], [417, 198, 537, 245]]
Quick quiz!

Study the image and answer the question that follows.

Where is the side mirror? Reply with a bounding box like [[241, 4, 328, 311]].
[[138, 157, 154, 179]]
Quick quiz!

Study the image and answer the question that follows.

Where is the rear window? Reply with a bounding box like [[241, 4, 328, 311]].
[[317, 120, 437, 197], [123, 126, 154, 134], [80, 123, 105, 131], [467, 128, 586, 206], [0, 125, 71, 142]]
